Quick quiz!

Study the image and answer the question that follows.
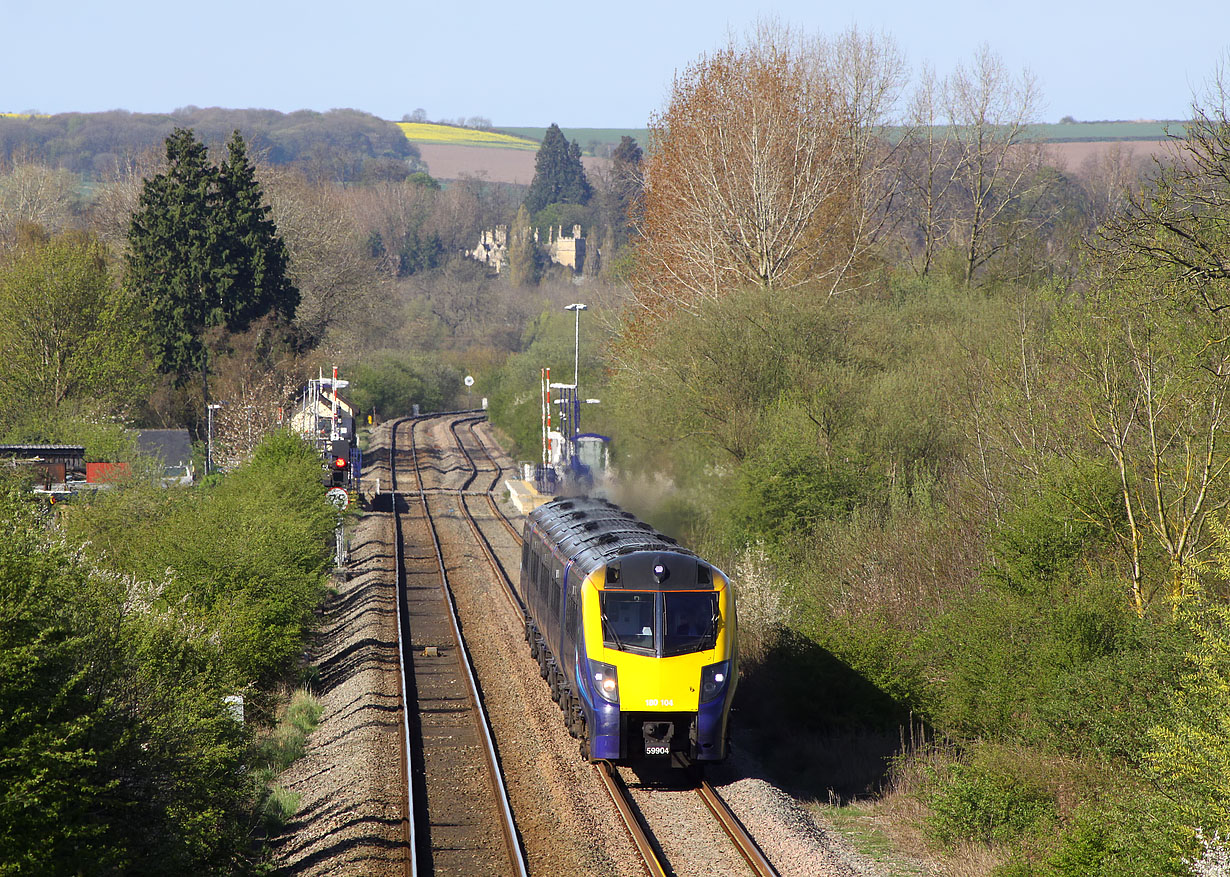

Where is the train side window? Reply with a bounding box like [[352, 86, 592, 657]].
[[549, 564, 562, 617], [564, 582, 578, 634], [537, 559, 550, 600]]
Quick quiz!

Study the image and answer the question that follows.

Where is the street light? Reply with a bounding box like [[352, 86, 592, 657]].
[[565, 303, 587, 389], [206, 403, 223, 476]]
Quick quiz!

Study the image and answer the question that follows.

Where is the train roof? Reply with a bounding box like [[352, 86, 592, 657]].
[[527, 496, 708, 583]]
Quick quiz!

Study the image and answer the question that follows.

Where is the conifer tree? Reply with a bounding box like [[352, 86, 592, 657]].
[[217, 131, 298, 330], [507, 204, 541, 287], [608, 135, 643, 249], [126, 128, 298, 394], [524, 123, 592, 213]]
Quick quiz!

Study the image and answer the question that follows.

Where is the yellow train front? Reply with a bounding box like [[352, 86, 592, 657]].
[[520, 497, 737, 765]]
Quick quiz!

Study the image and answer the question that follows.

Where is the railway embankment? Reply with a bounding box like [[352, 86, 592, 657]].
[[270, 508, 406, 876]]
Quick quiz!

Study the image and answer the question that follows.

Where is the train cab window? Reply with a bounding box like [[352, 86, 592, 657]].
[[600, 592, 656, 654], [663, 592, 720, 657]]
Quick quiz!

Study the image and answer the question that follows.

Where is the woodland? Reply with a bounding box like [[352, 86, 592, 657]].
[[3, 21, 1230, 876]]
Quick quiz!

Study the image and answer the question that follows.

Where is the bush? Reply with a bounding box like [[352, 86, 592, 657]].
[[1037, 798, 1187, 877], [926, 757, 1056, 846], [344, 350, 462, 419], [285, 688, 324, 736]]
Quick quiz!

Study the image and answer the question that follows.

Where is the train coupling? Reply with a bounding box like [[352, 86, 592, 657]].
[[642, 720, 675, 757]]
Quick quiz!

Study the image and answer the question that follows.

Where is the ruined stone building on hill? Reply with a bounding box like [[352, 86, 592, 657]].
[[471, 224, 589, 275]]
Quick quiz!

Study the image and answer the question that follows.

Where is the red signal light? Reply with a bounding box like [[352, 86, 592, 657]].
[[332, 456, 348, 470]]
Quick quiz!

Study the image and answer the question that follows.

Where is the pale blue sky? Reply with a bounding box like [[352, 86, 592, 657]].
[[2, 0, 1226, 127]]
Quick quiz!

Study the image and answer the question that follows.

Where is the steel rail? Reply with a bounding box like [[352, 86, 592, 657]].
[[387, 419, 419, 877], [449, 417, 674, 877], [464, 419, 506, 494], [696, 779, 781, 877], [391, 414, 529, 877], [464, 420, 525, 544], [596, 761, 670, 877], [444, 417, 526, 617]]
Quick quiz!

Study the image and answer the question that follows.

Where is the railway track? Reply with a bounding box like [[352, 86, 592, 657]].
[[432, 413, 782, 877], [388, 413, 528, 877]]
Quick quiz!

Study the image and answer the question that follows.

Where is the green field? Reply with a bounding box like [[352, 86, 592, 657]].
[[1031, 120, 1185, 141]]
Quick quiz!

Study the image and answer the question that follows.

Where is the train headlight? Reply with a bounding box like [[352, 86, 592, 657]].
[[700, 661, 730, 703], [592, 660, 619, 703]]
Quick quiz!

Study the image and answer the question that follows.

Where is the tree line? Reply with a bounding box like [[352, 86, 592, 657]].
[[0, 107, 421, 183]]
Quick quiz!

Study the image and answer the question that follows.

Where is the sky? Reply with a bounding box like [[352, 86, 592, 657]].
[[2, 1, 1227, 128]]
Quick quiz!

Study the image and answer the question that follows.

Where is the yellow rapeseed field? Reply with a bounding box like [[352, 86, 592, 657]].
[[396, 122, 537, 150]]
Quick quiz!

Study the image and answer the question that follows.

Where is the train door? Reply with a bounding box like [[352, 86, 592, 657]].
[[562, 562, 582, 685]]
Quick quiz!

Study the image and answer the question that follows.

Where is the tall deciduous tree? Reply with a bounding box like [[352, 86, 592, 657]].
[[524, 123, 592, 214], [900, 63, 961, 276], [126, 128, 298, 398], [631, 23, 902, 323], [0, 228, 150, 431], [1097, 61, 1230, 316], [944, 45, 1051, 285]]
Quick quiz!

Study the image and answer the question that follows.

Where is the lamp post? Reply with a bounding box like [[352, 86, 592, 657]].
[[565, 303, 587, 389], [564, 303, 587, 465], [206, 403, 222, 476]]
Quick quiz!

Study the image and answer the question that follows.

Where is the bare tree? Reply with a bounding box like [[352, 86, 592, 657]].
[[819, 26, 911, 286], [900, 64, 962, 274], [263, 167, 383, 348], [1078, 142, 1146, 228], [633, 23, 870, 320], [1096, 56, 1230, 315], [944, 44, 1052, 285], [0, 154, 81, 248], [87, 146, 166, 254]]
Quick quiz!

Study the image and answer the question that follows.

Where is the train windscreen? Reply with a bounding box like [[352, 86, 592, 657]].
[[601, 592, 655, 654], [663, 592, 719, 657], [601, 591, 719, 657]]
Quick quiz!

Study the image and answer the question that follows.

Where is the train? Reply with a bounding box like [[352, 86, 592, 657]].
[[519, 496, 737, 766]]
